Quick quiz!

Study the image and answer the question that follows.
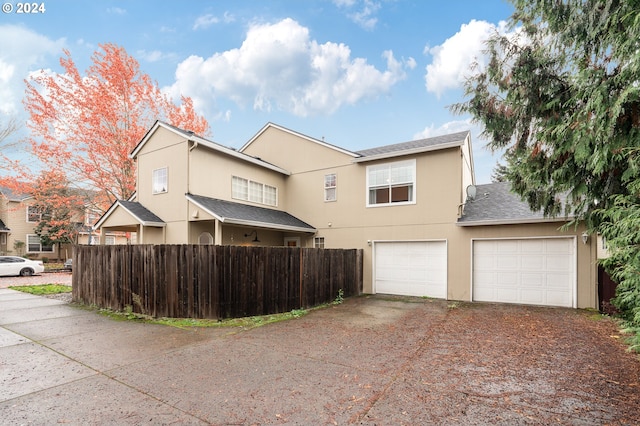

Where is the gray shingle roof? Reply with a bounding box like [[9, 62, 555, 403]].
[[0, 219, 9, 231], [187, 194, 316, 232], [356, 130, 470, 158], [0, 185, 30, 202], [118, 201, 165, 225], [457, 182, 571, 226]]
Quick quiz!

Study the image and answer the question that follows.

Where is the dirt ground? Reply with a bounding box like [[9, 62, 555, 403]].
[[1, 280, 639, 424]]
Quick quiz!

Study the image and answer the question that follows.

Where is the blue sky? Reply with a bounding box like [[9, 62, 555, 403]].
[[0, 0, 516, 183]]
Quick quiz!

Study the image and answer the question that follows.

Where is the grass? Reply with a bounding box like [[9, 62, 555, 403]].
[[9, 284, 72, 295], [98, 306, 313, 329]]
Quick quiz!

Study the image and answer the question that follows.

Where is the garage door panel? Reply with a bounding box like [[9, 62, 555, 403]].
[[473, 238, 575, 308], [375, 241, 447, 298]]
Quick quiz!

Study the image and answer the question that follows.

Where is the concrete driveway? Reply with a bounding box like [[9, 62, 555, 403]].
[[1, 289, 639, 425]]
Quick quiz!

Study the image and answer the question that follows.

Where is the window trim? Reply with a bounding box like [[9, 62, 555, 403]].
[[26, 205, 42, 223], [324, 173, 337, 202], [366, 159, 416, 207], [26, 234, 54, 253], [314, 236, 325, 249], [152, 167, 168, 194], [231, 175, 278, 207]]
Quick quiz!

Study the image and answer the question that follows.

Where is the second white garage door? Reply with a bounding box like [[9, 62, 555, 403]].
[[374, 241, 447, 298], [473, 238, 576, 307]]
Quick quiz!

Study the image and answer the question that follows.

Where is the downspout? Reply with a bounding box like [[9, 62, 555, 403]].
[[187, 138, 198, 243]]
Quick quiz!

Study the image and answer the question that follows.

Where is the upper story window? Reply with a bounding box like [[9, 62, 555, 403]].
[[324, 173, 337, 202], [152, 167, 168, 194], [232, 176, 277, 207], [26, 205, 42, 223], [367, 159, 416, 207]]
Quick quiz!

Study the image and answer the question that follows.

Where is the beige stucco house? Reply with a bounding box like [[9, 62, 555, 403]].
[[0, 186, 126, 260], [95, 121, 598, 309]]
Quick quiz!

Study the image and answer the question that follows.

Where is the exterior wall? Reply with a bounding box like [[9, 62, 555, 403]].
[[1, 198, 56, 259], [189, 144, 288, 209], [453, 222, 596, 309], [461, 135, 475, 196], [135, 126, 189, 229], [242, 125, 356, 175]]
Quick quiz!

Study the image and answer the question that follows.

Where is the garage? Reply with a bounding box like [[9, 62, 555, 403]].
[[374, 241, 447, 298], [472, 238, 576, 307]]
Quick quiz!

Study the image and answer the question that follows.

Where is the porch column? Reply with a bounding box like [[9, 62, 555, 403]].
[[214, 219, 222, 245]]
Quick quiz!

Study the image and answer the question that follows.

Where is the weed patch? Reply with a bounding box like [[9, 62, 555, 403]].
[[9, 284, 71, 295]]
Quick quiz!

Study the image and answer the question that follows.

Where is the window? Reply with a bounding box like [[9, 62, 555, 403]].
[[0, 233, 6, 245], [27, 234, 53, 253], [314, 237, 325, 249], [232, 176, 277, 207], [26, 205, 42, 223], [152, 167, 168, 194], [232, 176, 248, 200], [105, 236, 116, 245], [249, 181, 263, 203], [264, 185, 277, 206], [324, 174, 337, 202], [366, 160, 416, 206]]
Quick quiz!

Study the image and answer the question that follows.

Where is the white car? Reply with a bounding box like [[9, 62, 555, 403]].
[[0, 256, 45, 277]]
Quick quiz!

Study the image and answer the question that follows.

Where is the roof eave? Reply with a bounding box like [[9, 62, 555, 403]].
[[456, 217, 574, 227], [223, 217, 316, 233], [353, 140, 464, 163]]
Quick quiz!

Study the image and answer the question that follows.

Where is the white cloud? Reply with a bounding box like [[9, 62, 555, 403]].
[[424, 19, 512, 97], [193, 12, 235, 30], [136, 49, 177, 63], [107, 7, 126, 15], [333, 0, 381, 31], [0, 25, 65, 114], [193, 14, 219, 30], [165, 18, 409, 118]]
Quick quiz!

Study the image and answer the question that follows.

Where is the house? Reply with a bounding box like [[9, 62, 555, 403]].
[[94, 121, 598, 309], [0, 186, 126, 259]]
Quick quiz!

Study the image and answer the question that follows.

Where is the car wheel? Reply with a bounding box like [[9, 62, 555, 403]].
[[19, 268, 34, 277]]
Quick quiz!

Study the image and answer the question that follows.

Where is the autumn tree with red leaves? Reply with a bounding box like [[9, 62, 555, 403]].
[[23, 43, 210, 212]]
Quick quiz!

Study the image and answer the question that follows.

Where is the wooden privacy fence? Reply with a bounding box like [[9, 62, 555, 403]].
[[72, 245, 363, 319]]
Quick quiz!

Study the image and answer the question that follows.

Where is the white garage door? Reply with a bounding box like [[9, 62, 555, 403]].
[[473, 238, 575, 307], [375, 241, 447, 298]]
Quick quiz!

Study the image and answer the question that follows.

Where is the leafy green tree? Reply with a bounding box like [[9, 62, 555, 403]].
[[452, 0, 640, 345]]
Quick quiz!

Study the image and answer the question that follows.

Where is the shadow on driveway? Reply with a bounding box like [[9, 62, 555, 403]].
[[1, 290, 639, 425]]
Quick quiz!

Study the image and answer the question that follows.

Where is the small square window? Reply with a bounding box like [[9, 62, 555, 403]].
[[314, 237, 325, 249]]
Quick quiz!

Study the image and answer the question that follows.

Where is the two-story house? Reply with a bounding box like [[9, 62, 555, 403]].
[[0, 186, 127, 260], [95, 121, 599, 309]]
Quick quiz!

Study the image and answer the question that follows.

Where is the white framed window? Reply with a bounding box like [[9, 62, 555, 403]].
[[264, 185, 277, 206], [152, 167, 168, 194], [105, 235, 116, 245], [232, 176, 248, 200], [366, 159, 416, 207], [26, 205, 42, 223], [324, 173, 337, 202], [232, 176, 277, 207], [27, 234, 54, 253], [314, 237, 325, 249], [249, 181, 263, 203]]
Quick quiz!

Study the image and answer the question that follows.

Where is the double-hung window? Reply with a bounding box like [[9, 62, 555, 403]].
[[324, 174, 337, 202], [367, 159, 416, 206], [26, 205, 42, 223], [27, 234, 53, 253], [152, 167, 168, 194]]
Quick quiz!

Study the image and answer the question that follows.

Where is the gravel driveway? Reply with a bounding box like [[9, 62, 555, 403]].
[[0, 271, 72, 289], [1, 291, 639, 425]]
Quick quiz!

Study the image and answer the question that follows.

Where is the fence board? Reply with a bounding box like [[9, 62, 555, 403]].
[[73, 245, 362, 319]]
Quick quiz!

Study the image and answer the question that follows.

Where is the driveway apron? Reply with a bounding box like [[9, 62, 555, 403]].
[[1, 289, 639, 425]]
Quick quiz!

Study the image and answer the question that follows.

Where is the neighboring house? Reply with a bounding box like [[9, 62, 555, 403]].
[[95, 121, 599, 309], [0, 186, 54, 258], [0, 186, 127, 260]]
